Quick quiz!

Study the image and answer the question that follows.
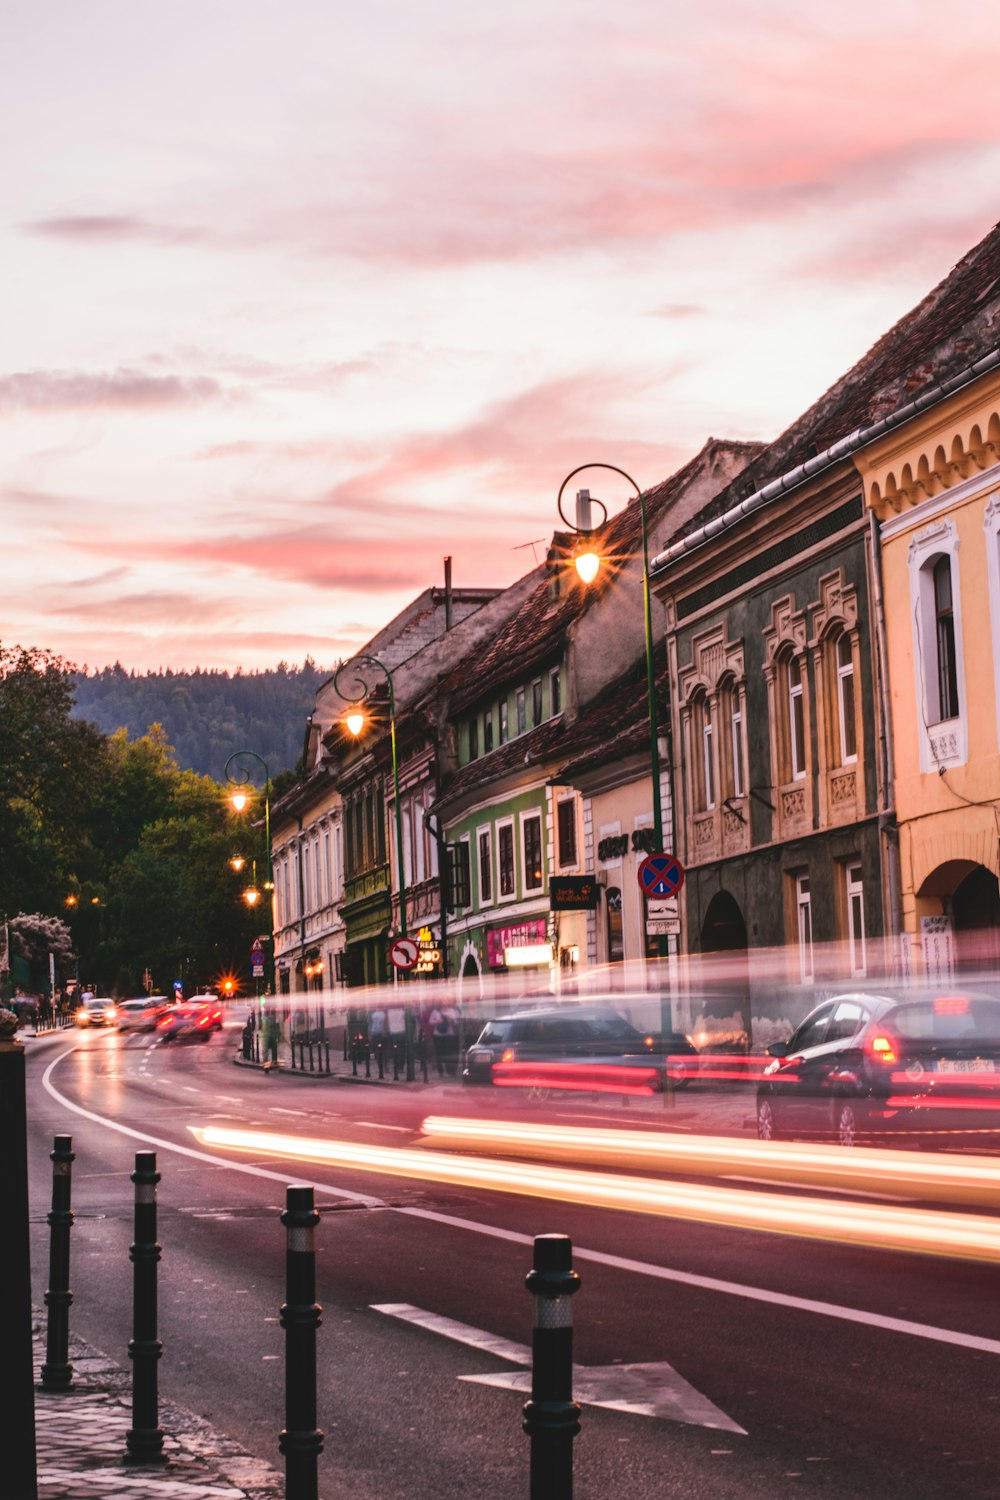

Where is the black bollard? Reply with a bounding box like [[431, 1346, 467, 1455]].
[[324, 1042, 331, 1075], [392, 1042, 400, 1081], [0, 1029, 38, 1500], [420, 1034, 429, 1084], [351, 1036, 359, 1077], [125, 1151, 165, 1462], [308, 1041, 315, 1073], [377, 1041, 384, 1080], [364, 1043, 371, 1079], [41, 1134, 75, 1390], [523, 1234, 581, 1500], [279, 1185, 324, 1500]]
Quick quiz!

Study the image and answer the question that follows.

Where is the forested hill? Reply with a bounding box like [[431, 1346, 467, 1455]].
[[71, 661, 330, 781]]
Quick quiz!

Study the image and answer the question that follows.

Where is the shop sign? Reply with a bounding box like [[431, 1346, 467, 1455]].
[[550, 875, 600, 911], [487, 918, 549, 969]]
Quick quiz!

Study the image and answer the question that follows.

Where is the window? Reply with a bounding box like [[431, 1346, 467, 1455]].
[[556, 798, 577, 867], [522, 814, 543, 891], [478, 828, 492, 904], [550, 667, 561, 716], [933, 556, 959, 722], [499, 700, 509, 744], [702, 701, 715, 810], [795, 873, 813, 983], [450, 840, 470, 909], [846, 861, 866, 976], [516, 688, 526, 735], [532, 678, 543, 726], [730, 694, 745, 798], [468, 716, 479, 761], [788, 656, 806, 779], [498, 821, 515, 897], [484, 710, 494, 754], [827, 999, 867, 1042], [789, 1002, 834, 1052], [606, 887, 624, 963], [835, 633, 857, 763]]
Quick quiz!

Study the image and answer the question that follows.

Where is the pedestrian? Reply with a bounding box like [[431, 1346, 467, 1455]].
[[263, 1009, 280, 1071]]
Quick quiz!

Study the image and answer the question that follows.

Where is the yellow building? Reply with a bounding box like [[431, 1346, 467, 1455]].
[[857, 363, 1000, 978]]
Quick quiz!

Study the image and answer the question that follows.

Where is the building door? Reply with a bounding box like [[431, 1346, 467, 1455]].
[[697, 890, 751, 1050], [953, 864, 1000, 972]]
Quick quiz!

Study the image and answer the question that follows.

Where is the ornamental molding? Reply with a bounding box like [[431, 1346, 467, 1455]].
[[678, 624, 745, 704], [810, 568, 858, 642], [763, 595, 807, 671]]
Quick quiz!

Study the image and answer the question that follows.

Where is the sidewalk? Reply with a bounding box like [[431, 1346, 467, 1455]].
[[32, 1318, 284, 1500]]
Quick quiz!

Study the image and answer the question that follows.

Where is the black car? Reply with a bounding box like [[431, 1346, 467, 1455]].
[[756, 988, 1000, 1147], [463, 1006, 698, 1089]]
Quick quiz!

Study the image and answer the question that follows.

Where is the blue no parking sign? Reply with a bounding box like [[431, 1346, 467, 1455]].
[[637, 852, 685, 899]]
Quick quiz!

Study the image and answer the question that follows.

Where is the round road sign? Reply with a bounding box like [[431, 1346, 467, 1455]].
[[637, 852, 685, 899], [389, 935, 419, 972]]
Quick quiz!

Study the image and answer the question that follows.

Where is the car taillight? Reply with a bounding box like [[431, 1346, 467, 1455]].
[[501, 1048, 516, 1063], [866, 1030, 899, 1066]]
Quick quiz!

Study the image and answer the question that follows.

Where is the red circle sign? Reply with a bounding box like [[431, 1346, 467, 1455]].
[[389, 936, 419, 971], [637, 852, 685, 898]]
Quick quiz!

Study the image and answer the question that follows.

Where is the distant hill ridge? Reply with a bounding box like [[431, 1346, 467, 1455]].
[[71, 660, 330, 781]]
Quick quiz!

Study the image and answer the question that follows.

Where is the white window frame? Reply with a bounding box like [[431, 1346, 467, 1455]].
[[796, 873, 814, 984], [908, 518, 967, 771], [520, 810, 544, 894], [702, 707, 715, 811], [496, 817, 516, 900], [836, 633, 858, 765], [730, 694, 745, 799], [477, 824, 494, 907], [788, 656, 806, 781], [846, 861, 866, 977]]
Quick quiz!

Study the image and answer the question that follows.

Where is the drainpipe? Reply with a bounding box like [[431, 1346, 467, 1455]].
[[444, 556, 453, 631], [869, 509, 903, 962]]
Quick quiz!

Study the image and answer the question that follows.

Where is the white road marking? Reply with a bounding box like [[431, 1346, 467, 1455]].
[[356, 1121, 412, 1132], [371, 1302, 745, 1431], [723, 1175, 918, 1203], [269, 1108, 308, 1116], [38, 1047, 1000, 1360]]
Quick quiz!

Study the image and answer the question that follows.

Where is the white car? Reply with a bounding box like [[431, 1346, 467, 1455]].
[[75, 997, 118, 1027], [116, 996, 170, 1032]]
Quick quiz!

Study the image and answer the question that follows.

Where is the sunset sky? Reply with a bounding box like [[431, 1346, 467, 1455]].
[[3, 1, 997, 672]]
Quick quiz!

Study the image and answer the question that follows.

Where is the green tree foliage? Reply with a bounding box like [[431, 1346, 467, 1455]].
[[71, 660, 328, 780]]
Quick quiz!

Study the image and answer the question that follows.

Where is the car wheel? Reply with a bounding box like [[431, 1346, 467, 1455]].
[[526, 1085, 552, 1103], [757, 1096, 779, 1141], [834, 1098, 859, 1147], [667, 1063, 692, 1090]]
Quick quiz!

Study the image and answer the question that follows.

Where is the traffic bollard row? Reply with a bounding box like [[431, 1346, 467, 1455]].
[[125, 1151, 165, 1463], [280, 1185, 324, 1500], [41, 1135, 75, 1391], [524, 1234, 581, 1500]]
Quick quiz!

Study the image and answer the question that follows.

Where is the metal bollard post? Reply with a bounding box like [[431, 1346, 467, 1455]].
[[125, 1151, 165, 1462], [324, 1043, 331, 1075], [41, 1135, 75, 1390], [377, 1041, 384, 1080], [279, 1185, 324, 1500], [309, 1041, 315, 1073], [351, 1037, 358, 1077], [392, 1043, 400, 1081], [419, 1035, 429, 1084], [662, 1063, 675, 1110], [523, 1234, 581, 1500]]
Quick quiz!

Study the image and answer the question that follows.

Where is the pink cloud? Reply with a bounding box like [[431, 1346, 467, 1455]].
[[0, 368, 225, 414]]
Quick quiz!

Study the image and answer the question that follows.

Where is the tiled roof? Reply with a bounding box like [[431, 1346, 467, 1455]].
[[436, 714, 572, 805], [665, 219, 1000, 547], [555, 653, 670, 781]]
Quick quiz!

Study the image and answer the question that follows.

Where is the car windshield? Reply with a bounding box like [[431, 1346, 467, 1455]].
[[892, 996, 1000, 1043], [476, 1022, 512, 1046]]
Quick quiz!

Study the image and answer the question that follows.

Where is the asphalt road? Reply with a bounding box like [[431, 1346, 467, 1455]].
[[24, 1021, 1000, 1499]]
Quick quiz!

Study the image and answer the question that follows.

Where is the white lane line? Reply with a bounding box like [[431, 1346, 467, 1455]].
[[355, 1121, 412, 1133], [395, 1205, 1000, 1357], [269, 1108, 308, 1117], [722, 1175, 918, 1203], [38, 1047, 1000, 1360], [371, 1303, 746, 1430]]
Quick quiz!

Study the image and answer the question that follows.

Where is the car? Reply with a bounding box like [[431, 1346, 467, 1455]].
[[462, 1006, 698, 1090], [116, 996, 171, 1032], [156, 997, 224, 1042], [756, 988, 1000, 1147], [75, 996, 118, 1027]]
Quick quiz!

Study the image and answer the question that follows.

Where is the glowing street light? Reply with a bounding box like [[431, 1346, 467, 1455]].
[[225, 750, 273, 993]]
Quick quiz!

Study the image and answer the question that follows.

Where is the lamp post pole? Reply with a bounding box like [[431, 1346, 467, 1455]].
[[334, 656, 408, 943], [557, 464, 671, 1019], [225, 751, 275, 995]]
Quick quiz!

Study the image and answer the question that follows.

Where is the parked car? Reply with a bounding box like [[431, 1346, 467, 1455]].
[[75, 996, 118, 1027], [756, 988, 1000, 1147], [463, 1006, 698, 1089], [116, 996, 171, 1032], [156, 997, 223, 1042]]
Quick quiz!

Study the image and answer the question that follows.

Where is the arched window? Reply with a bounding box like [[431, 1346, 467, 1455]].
[[835, 631, 857, 764], [690, 691, 715, 811], [933, 555, 959, 722], [719, 677, 745, 799]]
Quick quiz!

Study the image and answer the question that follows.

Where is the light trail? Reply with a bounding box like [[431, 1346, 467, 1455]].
[[191, 1123, 1000, 1263], [419, 1116, 1000, 1209]]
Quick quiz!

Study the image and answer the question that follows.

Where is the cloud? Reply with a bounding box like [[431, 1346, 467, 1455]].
[[649, 304, 705, 320], [0, 368, 225, 414], [23, 215, 202, 246]]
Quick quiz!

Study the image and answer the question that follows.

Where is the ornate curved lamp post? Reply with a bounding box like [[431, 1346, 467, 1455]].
[[557, 464, 664, 855], [225, 750, 274, 994], [333, 656, 408, 942]]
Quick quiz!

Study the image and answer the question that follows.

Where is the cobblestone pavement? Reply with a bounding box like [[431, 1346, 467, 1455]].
[[33, 1321, 284, 1500]]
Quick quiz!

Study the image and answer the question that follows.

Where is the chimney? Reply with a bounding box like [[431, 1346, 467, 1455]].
[[444, 556, 453, 630]]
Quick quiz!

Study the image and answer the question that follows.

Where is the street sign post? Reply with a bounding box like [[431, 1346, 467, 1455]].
[[389, 936, 419, 972], [637, 852, 685, 900]]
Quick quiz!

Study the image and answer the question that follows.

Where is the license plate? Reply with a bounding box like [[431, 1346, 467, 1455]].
[[937, 1058, 997, 1073]]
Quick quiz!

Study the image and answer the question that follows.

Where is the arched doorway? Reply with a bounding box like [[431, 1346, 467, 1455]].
[[697, 890, 751, 1050], [953, 865, 1000, 972]]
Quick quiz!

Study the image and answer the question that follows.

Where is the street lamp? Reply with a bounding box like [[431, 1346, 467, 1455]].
[[334, 655, 408, 942], [225, 751, 274, 994], [557, 464, 665, 857], [557, 464, 674, 1035]]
